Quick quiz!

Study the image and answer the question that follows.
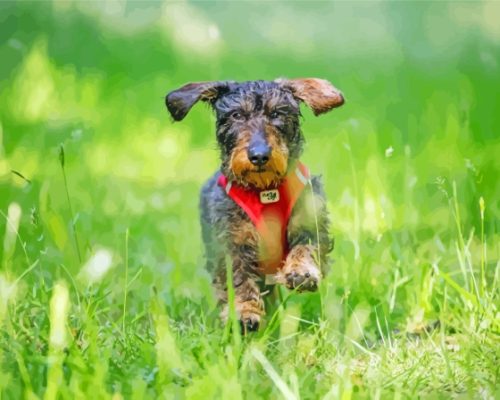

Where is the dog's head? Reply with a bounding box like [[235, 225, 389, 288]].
[[166, 79, 344, 189]]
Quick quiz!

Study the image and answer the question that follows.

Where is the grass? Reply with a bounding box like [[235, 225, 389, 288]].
[[0, 1, 499, 399]]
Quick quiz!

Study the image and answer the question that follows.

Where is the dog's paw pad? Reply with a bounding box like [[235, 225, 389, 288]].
[[278, 261, 321, 292], [285, 272, 318, 291]]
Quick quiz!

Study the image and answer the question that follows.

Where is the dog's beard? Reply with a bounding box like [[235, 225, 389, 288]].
[[243, 169, 284, 189], [229, 149, 288, 190]]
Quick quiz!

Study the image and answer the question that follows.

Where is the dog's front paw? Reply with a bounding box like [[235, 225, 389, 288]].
[[278, 262, 320, 291], [277, 245, 322, 292], [221, 297, 264, 333], [237, 298, 263, 333]]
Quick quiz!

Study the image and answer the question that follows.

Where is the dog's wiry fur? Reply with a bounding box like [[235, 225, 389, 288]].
[[166, 78, 343, 332]]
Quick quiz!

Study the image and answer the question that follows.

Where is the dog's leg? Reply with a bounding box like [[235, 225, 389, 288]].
[[220, 219, 264, 332], [218, 263, 264, 332], [233, 274, 264, 333], [277, 176, 332, 291], [200, 179, 264, 332]]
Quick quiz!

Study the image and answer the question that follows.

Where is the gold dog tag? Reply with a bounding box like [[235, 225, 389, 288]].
[[260, 189, 280, 204]]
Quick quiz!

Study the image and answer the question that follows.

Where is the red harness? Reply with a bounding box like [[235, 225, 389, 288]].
[[217, 162, 310, 275]]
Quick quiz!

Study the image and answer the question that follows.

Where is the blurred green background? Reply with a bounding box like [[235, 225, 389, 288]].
[[0, 1, 499, 398]]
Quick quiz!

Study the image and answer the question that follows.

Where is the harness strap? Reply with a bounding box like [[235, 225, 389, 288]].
[[217, 162, 310, 274]]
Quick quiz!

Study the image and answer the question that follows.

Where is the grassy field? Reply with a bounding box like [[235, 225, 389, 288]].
[[0, 1, 499, 399]]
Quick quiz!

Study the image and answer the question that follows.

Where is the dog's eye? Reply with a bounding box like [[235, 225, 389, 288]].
[[230, 111, 244, 120], [269, 110, 282, 119]]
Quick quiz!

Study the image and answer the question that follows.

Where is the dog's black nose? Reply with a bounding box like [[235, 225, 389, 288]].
[[248, 144, 271, 166]]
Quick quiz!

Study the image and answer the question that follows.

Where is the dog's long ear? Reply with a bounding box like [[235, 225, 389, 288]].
[[277, 78, 344, 116], [165, 81, 231, 121]]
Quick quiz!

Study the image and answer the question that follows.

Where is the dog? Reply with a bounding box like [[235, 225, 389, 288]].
[[165, 78, 344, 332]]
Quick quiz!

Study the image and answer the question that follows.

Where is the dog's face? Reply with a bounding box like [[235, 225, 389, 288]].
[[166, 79, 344, 189], [212, 81, 301, 189]]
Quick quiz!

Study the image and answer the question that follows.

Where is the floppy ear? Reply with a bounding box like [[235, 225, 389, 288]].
[[165, 81, 231, 121], [277, 78, 344, 116]]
